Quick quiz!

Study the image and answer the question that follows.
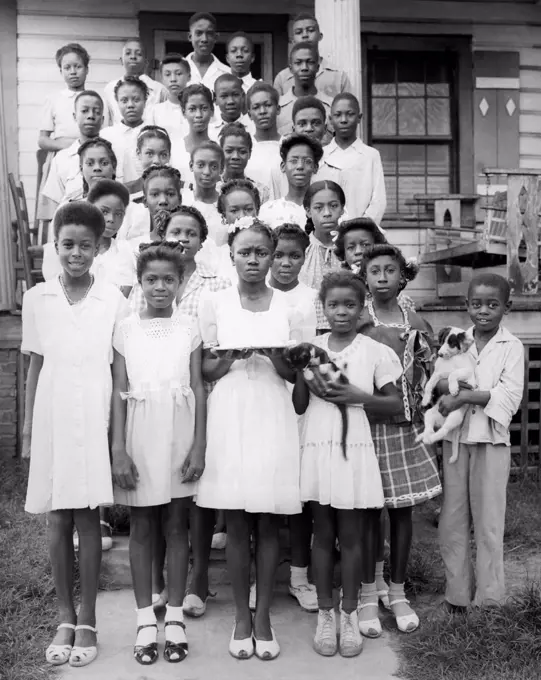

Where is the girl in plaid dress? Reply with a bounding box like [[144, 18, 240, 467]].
[[358, 244, 441, 634]]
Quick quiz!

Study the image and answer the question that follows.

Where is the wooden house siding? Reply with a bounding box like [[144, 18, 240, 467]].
[[16, 1, 137, 217]]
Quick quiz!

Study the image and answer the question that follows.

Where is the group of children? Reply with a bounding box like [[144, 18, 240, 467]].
[[23, 8, 525, 671]]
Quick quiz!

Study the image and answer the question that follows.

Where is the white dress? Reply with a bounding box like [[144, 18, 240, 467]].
[[300, 333, 402, 510], [196, 287, 302, 515], [113, 314, 201, 507], [21, 278, 128, 514]]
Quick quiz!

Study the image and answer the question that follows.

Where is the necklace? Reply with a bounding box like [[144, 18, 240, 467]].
[[367, 295, 413, 422], [59, 274, 94, 306]]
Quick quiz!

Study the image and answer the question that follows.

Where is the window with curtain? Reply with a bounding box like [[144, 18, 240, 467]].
[[368, 51, 457, 215]]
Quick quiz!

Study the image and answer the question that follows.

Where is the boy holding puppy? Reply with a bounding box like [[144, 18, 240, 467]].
[[437, 273, 524, 610]]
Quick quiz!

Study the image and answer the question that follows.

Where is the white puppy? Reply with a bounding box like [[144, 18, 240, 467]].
[[417, 326, 476, 463]]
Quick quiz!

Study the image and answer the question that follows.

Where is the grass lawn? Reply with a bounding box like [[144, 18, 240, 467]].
[[396, 478, 541, 680], [0, 459, 56, 680]]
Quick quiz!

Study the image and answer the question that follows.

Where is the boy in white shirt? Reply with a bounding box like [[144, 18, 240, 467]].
[[277, 42, 333, 138], [245, 83, 282, 192], [225, 32, 259, 93], [101, 76, 148, 183], [38, 43, 90, 152], [150, 54, 191, 137], [41, 91, 104, 211], [209, 74, 253, 141], [186, 13, 230, 89], [322, 93, 386, 225], [103, 38, 168, 125], [274, 13, 352, 99], [259, 134, 323, 229], [437, 273, 525, 610]]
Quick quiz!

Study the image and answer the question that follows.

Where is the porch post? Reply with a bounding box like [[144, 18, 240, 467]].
[[314, 0, 362, 103]]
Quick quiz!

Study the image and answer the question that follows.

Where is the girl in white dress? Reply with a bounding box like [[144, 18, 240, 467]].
[[197, 217, 302, 661], [21, 202, 128, 668], [294, 270, 402, 658], [111, 241, 206, 666]]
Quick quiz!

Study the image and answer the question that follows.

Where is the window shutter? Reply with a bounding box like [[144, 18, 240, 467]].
[[473, 51, 520, 192]]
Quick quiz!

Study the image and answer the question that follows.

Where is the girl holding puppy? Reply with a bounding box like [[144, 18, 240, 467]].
[[294, 270, 402, 658]]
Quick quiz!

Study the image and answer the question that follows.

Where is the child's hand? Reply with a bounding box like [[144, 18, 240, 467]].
[[21, 432, 31, 459], [438, 393, 464, 416], [303, 367, 329, 398], [181, 445, 205, 484], [112, 452, 139, 490], [321, 382, 366, 405]]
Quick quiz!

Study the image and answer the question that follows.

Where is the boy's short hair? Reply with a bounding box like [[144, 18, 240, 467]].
[[74, 90, 104, 111], [114, 75, 149, 100], [214, 73, 243, 93], [55, 43, 90, 69], [289, 41, 319, 63], [332, 92, 360, 112], [274, 223, 310, 252], [180, 83, 214, 111], [226, 31, 255, 52], [53, 200, 105, 240], [190, 140, 225, 169], [189, 12, 217, 29], [468, 273, 511, 303], [292, 96, 326, 123], [123, 37, 145, 54], [279, 133, 323, 164], [160, 53, 190, 75], [86, 178, 130, 208], [246, 82, 279, 108], [219, 122, 252, 151], [292, 12, 320, 30]]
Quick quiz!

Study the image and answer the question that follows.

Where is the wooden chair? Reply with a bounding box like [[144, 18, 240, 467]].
[[8, 173, 44, 290]]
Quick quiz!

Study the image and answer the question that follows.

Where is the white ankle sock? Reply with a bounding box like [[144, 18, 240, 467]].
[[136, 606, 157, 646], [165, 605, 186, 644], [290, 566, 309, 588]]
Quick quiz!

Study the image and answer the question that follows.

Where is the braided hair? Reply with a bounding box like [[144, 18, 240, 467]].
[[154, 204, 209, 243], [217, 178, 261, 219], [136, 240, 185, 283]]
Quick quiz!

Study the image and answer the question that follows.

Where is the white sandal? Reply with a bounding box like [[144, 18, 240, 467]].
[[357, 602, 382, 638], [254, 627, 280, 661], [45, 623, 76, 665], [229, 624, 254, 659], [69, 624, 98, 667], [389, 598, 420, 633]]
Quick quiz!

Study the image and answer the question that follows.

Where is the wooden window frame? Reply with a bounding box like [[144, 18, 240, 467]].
[[362, 35, 474, 225]]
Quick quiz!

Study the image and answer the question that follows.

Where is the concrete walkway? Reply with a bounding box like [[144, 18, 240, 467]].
[[59, 586, 399, 680]]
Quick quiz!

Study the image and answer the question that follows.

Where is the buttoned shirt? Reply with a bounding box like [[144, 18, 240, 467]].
[[274, 58, 352, 99], [320, 139, 387, 225], [39, 88, 80, 139], [103, 74, 168, 126], [454, 326, 525, 447], [276, 89, 333, 138], [149, 99, 187, 138], [41, 140, 81, 205], [208, 113, 255, 142], [240, 73, 259, 93], [101, 122, 145, 183], [185, 53, 230, 90]]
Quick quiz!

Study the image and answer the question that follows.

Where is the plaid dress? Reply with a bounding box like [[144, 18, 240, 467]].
[[360, 301, 442, 508]]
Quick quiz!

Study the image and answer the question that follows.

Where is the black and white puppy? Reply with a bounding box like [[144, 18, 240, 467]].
[[285, 343, 349, 459], [416, 326, 476, 463]]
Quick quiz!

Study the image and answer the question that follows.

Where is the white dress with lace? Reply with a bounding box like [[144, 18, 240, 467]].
[[300, 333, 402, 510], [113, 313, 201, 507], [196, 286, 302, 514]]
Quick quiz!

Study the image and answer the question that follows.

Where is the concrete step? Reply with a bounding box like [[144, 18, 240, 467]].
[[102, 533, 295, 590]]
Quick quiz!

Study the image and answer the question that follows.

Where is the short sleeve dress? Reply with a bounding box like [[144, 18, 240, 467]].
[[196, 286, 302, 515], [22, 278, 128, 514], [113, 313, 201, 507], [300, 333, 402, 510]]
